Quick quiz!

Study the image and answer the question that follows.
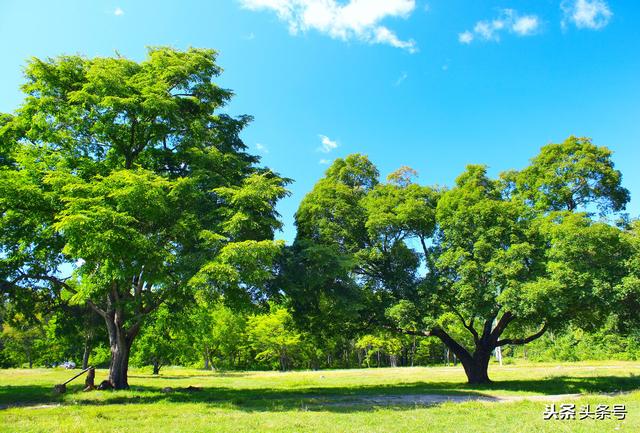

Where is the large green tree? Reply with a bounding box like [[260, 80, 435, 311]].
[[291, 137, 630, 383], [0, 47, 288, 388]]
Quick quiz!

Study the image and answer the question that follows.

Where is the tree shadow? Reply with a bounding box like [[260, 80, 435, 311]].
[[128, 373, 256, 380], [1, 374, 638, 413]]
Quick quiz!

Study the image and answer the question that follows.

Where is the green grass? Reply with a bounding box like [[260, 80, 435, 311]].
[[1, 361, 639, 432]]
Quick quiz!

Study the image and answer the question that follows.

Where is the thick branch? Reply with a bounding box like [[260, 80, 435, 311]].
[[431, 327, 473, 363], [490, 311, 515, 342], [14, 272, 109, 318], [496, 323, 548, 347], [452, 309, 479, 344]]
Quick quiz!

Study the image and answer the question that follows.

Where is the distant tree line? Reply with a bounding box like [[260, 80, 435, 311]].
[[3, 299, 640, 372]]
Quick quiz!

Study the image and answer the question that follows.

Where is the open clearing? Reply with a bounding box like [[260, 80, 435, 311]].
[[1, 361, 639, 432]]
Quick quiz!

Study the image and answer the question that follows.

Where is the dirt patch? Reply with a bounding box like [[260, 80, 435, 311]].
[[314, 393, 584, 408], [0, 403, 62, 410]]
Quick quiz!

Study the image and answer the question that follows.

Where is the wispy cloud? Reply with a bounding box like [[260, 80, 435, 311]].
[[255, 143, 269, 154], [238, 0, 418, 53], [114, 7, 124, 16], [561, 0, 612, 30], [512, 15, 539, 36], [318, 134, 339, 153], [394, 71, 408, 86], [458, 31, 473, 44], [319, 159, 331, 165], [459, 9, 540, 44]]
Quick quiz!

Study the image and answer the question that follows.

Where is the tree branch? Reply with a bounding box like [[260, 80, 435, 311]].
[[496, 323, 548, 347], [14, 272, 109, 318], [452, 309, 479, 344], [490, 311, 515, 342]]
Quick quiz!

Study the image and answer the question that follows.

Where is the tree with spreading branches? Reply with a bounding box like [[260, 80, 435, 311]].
[[0, 47, 289, 388]]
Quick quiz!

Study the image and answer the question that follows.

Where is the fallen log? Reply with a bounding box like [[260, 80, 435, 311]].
[[53, 366, 94, 394]]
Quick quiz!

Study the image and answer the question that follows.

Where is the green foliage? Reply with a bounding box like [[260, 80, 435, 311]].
[[0, 47, 289, 386], [246, 306, 304, 371], [288, 136, 632, 383], [131, 304, 190, 374], [617, 220, 640, 331], [505, 136, 630, 214]]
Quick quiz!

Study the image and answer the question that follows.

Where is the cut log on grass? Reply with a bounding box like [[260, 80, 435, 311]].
[[53, 366, 94, 394]]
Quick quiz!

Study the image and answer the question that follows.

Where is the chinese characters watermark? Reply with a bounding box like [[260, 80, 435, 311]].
[[543, 404, 626, 421]]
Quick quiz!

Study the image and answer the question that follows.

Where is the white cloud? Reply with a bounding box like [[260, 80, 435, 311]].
[[512, 15, 539, 36], [319, 158, 331, 165], [239, 0, 418, 52], [394, 71, 408, 86], [460, 9, 540, 44], [255, 143, 269, 153], [561, 0, 612, 30], [114, 7, 124, 16], [318, 134, 338, 153], [458, 31, 474, 44]]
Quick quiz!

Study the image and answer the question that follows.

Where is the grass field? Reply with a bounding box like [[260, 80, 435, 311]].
[[1, 361, 639, 432]]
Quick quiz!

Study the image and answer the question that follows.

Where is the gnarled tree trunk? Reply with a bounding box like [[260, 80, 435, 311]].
[[460, 347, 492, 384], [401, 312, 548, 385]]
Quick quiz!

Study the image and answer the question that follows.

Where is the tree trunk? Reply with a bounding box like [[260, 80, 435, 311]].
[[105, 314, 136, 390], [460, 348, 492, 384], [390, 354, 398, 367], [26, 345, 33, 368], [152, 358, 160, 375], [431, 327, 492, 384], [411, 336, 416, 367], [82, 337, 91, 370], [108, 337, 132, 389]]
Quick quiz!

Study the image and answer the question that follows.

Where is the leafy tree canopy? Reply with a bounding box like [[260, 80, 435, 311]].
[[0, 47, 289, 388]]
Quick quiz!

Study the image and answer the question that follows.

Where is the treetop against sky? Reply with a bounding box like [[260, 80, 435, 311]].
[[1, 0, 638, 242]]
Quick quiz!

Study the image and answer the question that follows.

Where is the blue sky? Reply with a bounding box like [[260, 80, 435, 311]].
[[1, 0, 638, 242]]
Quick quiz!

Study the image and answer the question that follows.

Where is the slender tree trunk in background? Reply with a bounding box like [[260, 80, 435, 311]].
[[82, 336, 91, 370], [203, 345, 211, 370], [390, 354, 397, 367], [411, 336, 416, 367], [152, 358, 160, 375]]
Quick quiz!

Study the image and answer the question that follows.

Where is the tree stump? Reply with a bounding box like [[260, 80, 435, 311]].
[[83, 367, 95, 391]]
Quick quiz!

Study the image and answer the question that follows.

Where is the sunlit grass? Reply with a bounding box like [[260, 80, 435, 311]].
[[1, 361, 639, 432]]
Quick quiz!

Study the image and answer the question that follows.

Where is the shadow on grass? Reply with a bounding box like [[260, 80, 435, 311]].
[[128, 371, 259, 379], [1, 374, 639, 412]]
